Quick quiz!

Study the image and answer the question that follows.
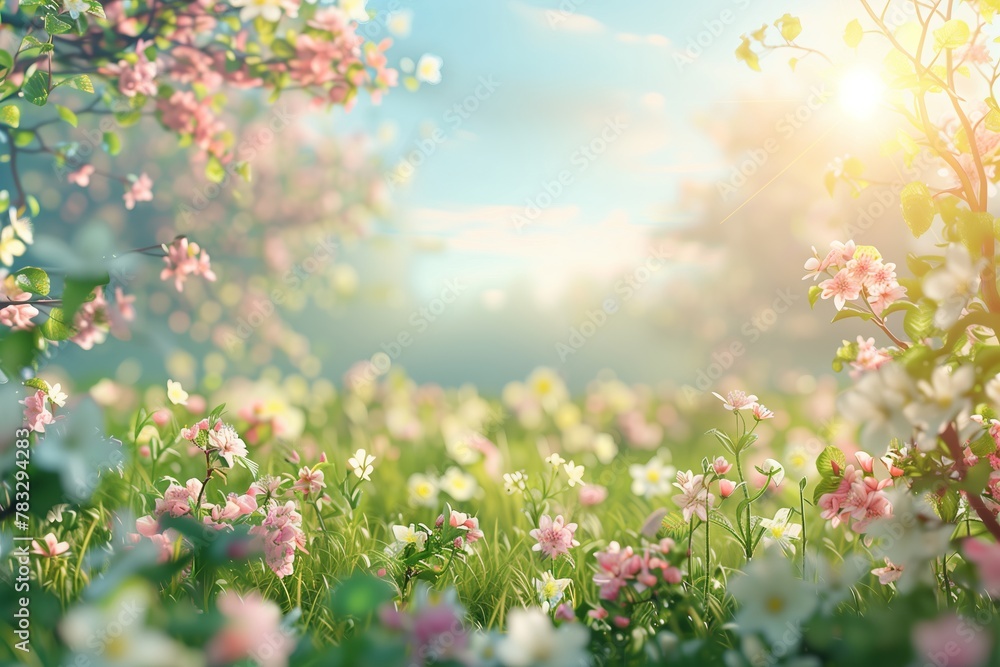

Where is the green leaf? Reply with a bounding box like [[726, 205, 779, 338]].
[[812, 476, 842, 505], [903, 301, 936, 342], [44, 14, 73, 35], [12, 130, 34, 147], [205, 155, 226, 183], [808, 285, 822, 308], [816, 445, 847, 478], [660, 511, 691, 540], [329, 574, 395, 618], [969, 431, 997, 458], [103, 131, 121, 156], [55, 104, 78, 127], [55, 74, 94, 93], [61, 273, 110, 322], [87, 1, 106, 18], [0, 104, 19, 128], [39, 308, 75, 341], [0, 50, 13, 76], [932, 488, 960, 522], [844, 19, 863, 48], [13, 267, 50, 296], [0, 330, 38, 378], [271, 38, 296, 59], [22, 71, 50, 106], [933, 19, 971, 50], [900, 181, 935, 237], [24, 377, 50, 393]]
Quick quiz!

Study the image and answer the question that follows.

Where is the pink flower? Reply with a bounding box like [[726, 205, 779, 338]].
[[719, 479, 737, 498], [712, 390, 758, 411], [123, 172, 153, 210], [101, 39, 158, 98], [818, 465, 893, 532], [291, 466, 326, 496], [855, 451, 875, 473], [448, 509, 484, 545], [20, 390, 54, 433], [672, 471, 715, 522], [31, 532, 69, 557], [554, 603, 575, 622], [67, 164, 95, 187], [751, 403, 774, 420], [712, 456, 732, 475], [871, 557, 904, 585], [819, 268, 862, 310], [868, 282, 907, 317], [208, 424, 248, 467], [208, 591, 294, 667], [851, 336, 892, 377], [802, 240, 856, 280], [913, 614, 992, 667], [155, 483, 192, 517], [160, 237, 217, 292], [249, 501, 308, 578], [69, 286, 110, 350], [963, 538, 1000, 596], [529, 514, 580, 559], [579, 484, 608, 506]]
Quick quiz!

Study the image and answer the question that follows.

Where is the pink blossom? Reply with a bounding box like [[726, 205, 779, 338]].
[[70, 287, 109, 350], [851, 336, 892, 377], [913, 614, 992, 667], [291, 466, 326, 496], [712, 390, 757, 411], [67, 164, 96, 187], [751, 403, 774, 420], [529, 514, 580, 559], [448, 509, 484, 545], [963, 538, 1000, 596], [208, 592, 294, 667], [871, 557, 904, 585], [155, 483, 192, 517], [819, 268, 862, 310], [31, 532, 69, 557], [208, 424, 248, 467], [579, 484, 608, 506], [818, 464, 893, 532], [160, 237, 217, 292], [20, 390, 54, 433], [123, 173, 154, 210], [249, 501, 308, 578], [719, 479, 737, 498], [712, 456, 732, 475], [672, 471, 715, 522], [102, 39, 158, 98], [0, 300, 39, 331]]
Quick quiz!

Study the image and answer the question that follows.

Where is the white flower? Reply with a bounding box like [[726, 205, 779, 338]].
[[986, 373, 1000, 409], [408, 472, 438, 506], [545, 453, 566, 468], [534, 571, 572, 611], [837, 363, 918, 452], [46, 503, 71, 523], [0, 225, 26, 266], [563, 460, 585, 487], [503, 471, 527, 495], [8, 208, 32, 244], [63, 0, 88, 19], [47, 383, 67, 408], [630, 457, 675, 498], [905, 364, 974, 447], [728, 551, 818, 646], [229, 0, 294, 23], [759, 508, 801, 553], [439, 467, 477, 502], [923, 244, 981, 329], [761, 459, 785, 487], [386, 9, 412, 36], [415, 54, 443, 85], [340, 0, 369, 23], [592, 433, 618, 464], [348, 448, 376, 480], [166, 380, 188, 406], [391, 523, 427, 551], [494, 608, 590, 667]]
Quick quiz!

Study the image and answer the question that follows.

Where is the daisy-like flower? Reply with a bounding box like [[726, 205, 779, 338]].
[[563, 460, 585, 487], [759, 508, 802, 553], [712, 390, 758, 411], [529, 514, 579, 559], [503, 471, 528, 495], [166, 379, 189, 406], [923, 244, 981, 329], [535, 571, 573, 612], [31, 532, 70, 557], [208, 424, 248, 467], [391, 523, 428, 552], [415, 54, 443, 84], [0, 224, 26, 266], [439, 467, 477, 501], [871, 557, 904, 585], [340, 0, 369, 22], [8, 209, 32, 244], [751, 403, 774, 420], [629, 456, 675, 498], [408, 473, 439, 506], [349, 448, 376, 480]]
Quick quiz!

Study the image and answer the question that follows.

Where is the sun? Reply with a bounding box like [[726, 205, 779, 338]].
[[838, 67, 886, 119]]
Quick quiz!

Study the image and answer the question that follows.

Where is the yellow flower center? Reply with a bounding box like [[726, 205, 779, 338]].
[[766, 596, 785, 614], [646, 469, 661, 483]]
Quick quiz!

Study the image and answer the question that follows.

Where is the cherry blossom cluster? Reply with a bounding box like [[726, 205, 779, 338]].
[[591, 538, 683, 623], [804, 240, 907, 315], [817, 454, 896, 533]]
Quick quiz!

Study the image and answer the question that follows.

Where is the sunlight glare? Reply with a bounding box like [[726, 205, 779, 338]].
[[838, 68, 885, 119]]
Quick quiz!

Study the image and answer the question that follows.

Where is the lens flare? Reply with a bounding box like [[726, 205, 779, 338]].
[[838, 68, 885, 119]]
